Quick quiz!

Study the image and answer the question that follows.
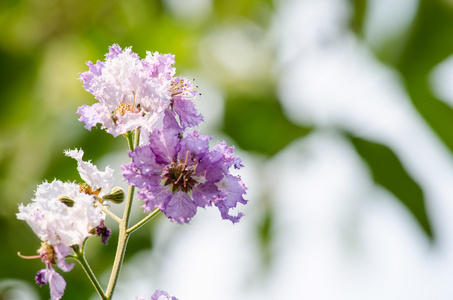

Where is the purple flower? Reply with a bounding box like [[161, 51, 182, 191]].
[[94, 220, 112, 244], [79, 44, 203, 137], [36, 267, 66, 300], [123, 129, 247, 224], [151, 290, 178, 300], [165, 77, 203, 131], [135, 290, 178, 300], [34, 242, 72, 300]]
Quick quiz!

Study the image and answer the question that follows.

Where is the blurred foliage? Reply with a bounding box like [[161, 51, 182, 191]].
[[348, 135, 433, 240], [2, 0, 453, 298], [223, 91, 311, 156], [396, 0, 453, 154], [349, 0, 366, 36]]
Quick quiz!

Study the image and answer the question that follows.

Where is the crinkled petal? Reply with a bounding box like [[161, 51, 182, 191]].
[[163, 109, 183, 133], [106, 43, 124, 59], [127, 144, 163, 176], [172, 98, 203, 129], [79, 60, 104, 94], [179, 131, 211, 162], [213, 142, 243, 169], [151, 289, 179, 300], [64, 148, 114, 196], [17, 180, 103, 247], [48, 268, 66, 300], [214, 174, 247, 223], [165, 191, 197, 224], [77, 103, 103, 130], [192, 183, 220, 208], [35, 267, 66, 300], [122, 164, 161, 189], [36, 269, 48, 286], [54, 244, 74, 272], [139, 185, 172, 212], [144, 52, 175, 79], [148, 129, 180, 165]]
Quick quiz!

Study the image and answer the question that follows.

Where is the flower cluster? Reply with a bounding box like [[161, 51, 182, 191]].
[[78, 44, 203, 138], [17, 44, 247, 300], [80, 44, 247, 225], [123, 129, 247, 224], [17, 149, 116, 299]]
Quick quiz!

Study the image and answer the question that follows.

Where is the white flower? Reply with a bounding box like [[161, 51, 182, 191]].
[[17, 180, 103, 247], [64, 148, 114, 197], [78, 44, 173, 137]]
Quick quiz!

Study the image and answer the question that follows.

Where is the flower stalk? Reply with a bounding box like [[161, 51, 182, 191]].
[[96, 202, 122, 224], [127, 208, 160, 235], [105, 128, 140, 299], [72, 245, 107, 300]]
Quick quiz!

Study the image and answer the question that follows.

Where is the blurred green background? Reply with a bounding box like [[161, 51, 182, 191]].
[[2, 0, 453, 299]]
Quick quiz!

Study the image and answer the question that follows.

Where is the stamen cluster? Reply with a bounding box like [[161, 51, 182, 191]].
[[162, 151, 200, 193]]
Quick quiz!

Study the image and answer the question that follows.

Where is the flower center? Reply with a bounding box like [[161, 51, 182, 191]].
[[111, 91, 140, 122], [115, 103, 138, 116], [38, 242, 55, 264], [162, 151, 199, 193], [79, 183, 101, 196]]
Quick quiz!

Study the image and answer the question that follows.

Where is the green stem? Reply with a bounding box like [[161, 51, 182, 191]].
[[96, 202, 122, 224], [72, 245, 107, 300], [126, 208, 160, 235], [124, 131, 134, 151], [105, 128, 140, 299]]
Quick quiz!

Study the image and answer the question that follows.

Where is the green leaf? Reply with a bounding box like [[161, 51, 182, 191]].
[[222, 93, 311, 156], [395, 0, 453, 155], [348, 135, 434, 241], [349, 0, 367, 36]]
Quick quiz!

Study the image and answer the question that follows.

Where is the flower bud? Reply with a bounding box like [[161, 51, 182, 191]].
[[57, 195, 75, 207], [102, 187, 125, 204]]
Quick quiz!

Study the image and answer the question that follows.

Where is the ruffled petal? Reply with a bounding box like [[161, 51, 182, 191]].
[[64, 148, 114, 196], [54, 244, 74, 272], [214, 174, 248, 223], [151, 289, 179, 300], [165, 191, 197, 224], [139, 185, 172, 212], [35, 267, 66, 300], [77, 103, 103, 130], [48, 268, 66, 300], [192, 183, 220, 208]]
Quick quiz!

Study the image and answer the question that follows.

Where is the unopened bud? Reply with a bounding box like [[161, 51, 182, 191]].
[[102, 187, 125, 204], [57, 195, 75, 207]]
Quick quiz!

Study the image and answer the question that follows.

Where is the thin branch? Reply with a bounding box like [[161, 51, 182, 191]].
[[126, 208, 160, 235]]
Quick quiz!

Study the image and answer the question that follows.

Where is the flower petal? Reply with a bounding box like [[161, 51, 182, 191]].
[[64, 148, 114, 196], [165, 191, 197, 224], [151, 289, 179, 300], [54, 244, 74, 272]]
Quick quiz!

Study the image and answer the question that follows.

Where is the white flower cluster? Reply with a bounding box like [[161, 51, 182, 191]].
[[17, 180, 102, 246], [17, 149, 113, 247], [79, 45, 175, 137]]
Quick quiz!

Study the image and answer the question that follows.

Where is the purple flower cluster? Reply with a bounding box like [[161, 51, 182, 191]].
[[79, 44, 247, 224], [123, 128, 247, 224]]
